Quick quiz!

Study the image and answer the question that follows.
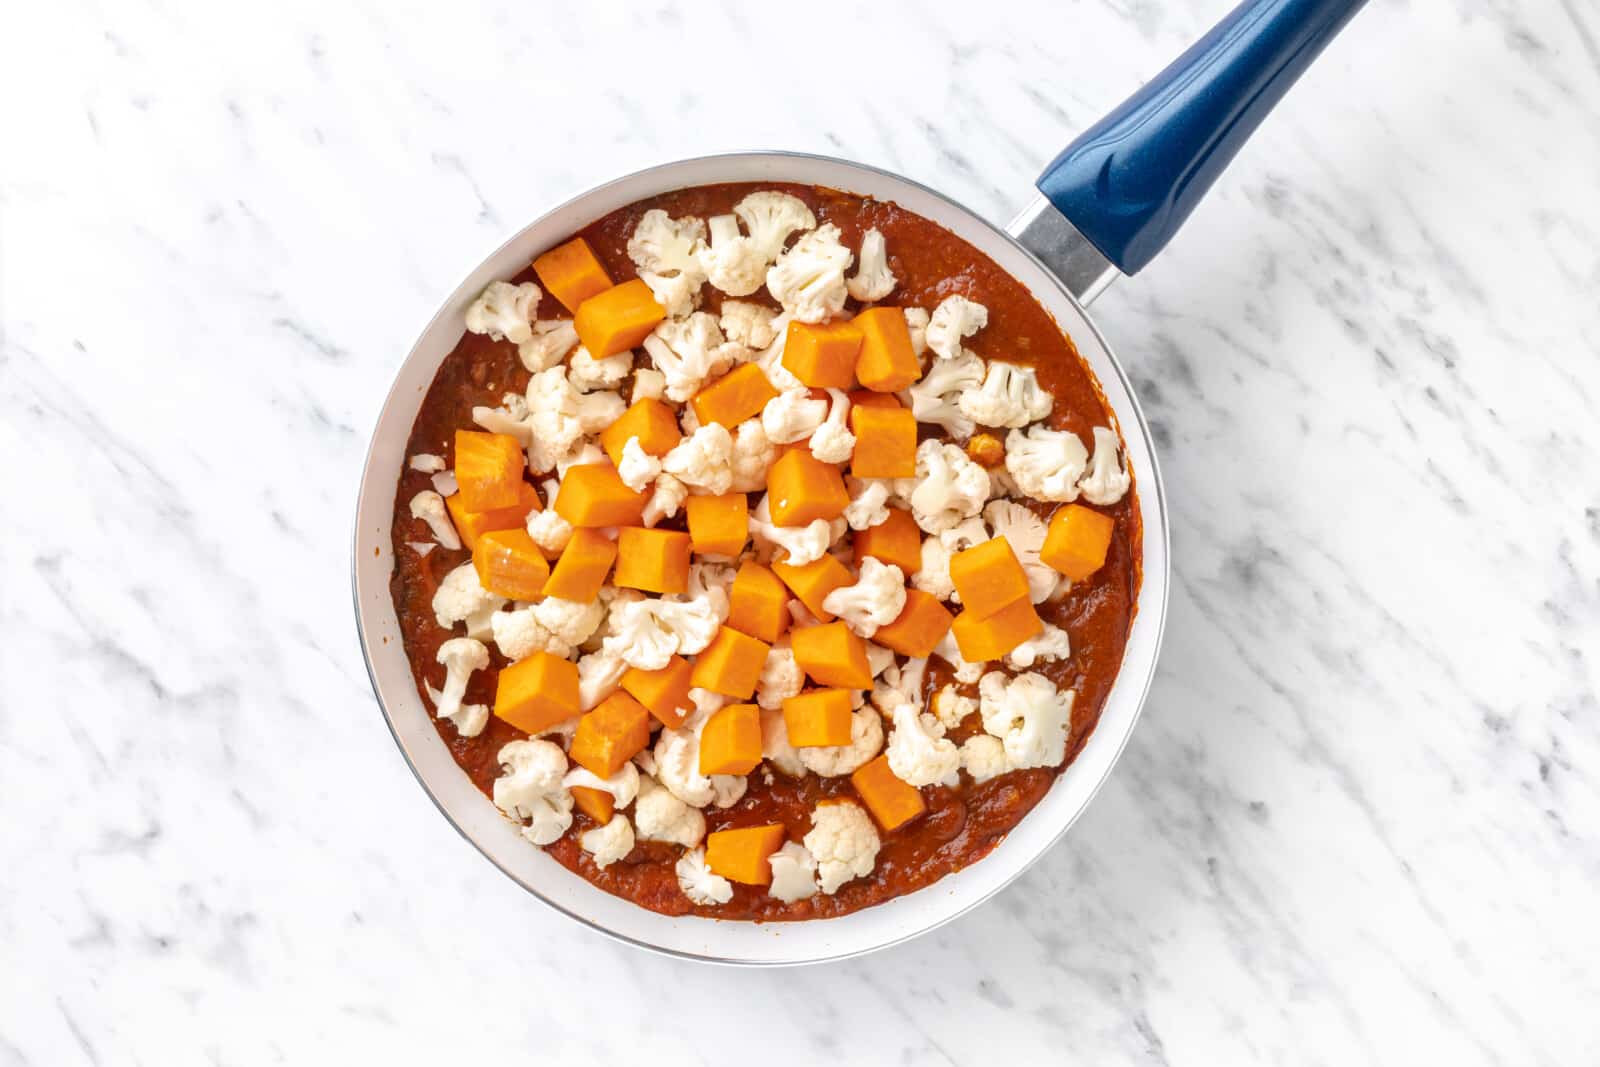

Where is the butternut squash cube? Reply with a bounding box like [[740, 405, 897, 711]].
[[689, 627, 771, 699], [781, 688, 855, 747], [532, 236, 613, 313], [1040, 503, 1115, 581], [554, 464, 648, 527], [848, 404, 916, 479], [690, 363, 779, 429], [949, 537, 1031, 619], [454, 429, 525, 512], [621, 656, 695, 729], [613, 527, 692, 594], [772, 555, 853, 623], [790, 622, 873, 689], [570, 690, 653, 779], [872, 589, 955, 659], [849, 389, 902, 411], [851, 754, 926, 831], [766, 447, 850, 526], [698, 702, 763, 776], [599, 397, 682, 466], [472, 528, 550, 600], [727, 561, 789, 643], [781, 319, 863, 389], [494, 652, 580, 735], [853, 507, 922, 577], [446, 480, 540, 552], [686, 493, 749, 558], [705, 823, 787, 885], [574, 278, 666, 357], [543, 527, 618, 601], [951, 595, 1043, 662], [852, 306, 922, 392], [570, 785, 615, 826]]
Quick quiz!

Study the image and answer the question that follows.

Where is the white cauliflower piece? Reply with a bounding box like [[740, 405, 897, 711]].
[[983, 500, 1056, 603], [425, 680, 486, 737], [524, 365, 625, 473], [903, 307, 930, 356], [531, 596, 605, 648], [906, 352, 985, 438], [617, 437, 664, 492], [491, 604, 574, 662], [472, 392, 532, 445], [601, 596, 721, 670], [808, 388, 855, 464], [729, 418, 776, 493], [627, 209, 707, 282], [642, 312, 744, 402], [959, 361, 1053, 429], [1006, 622, 1072, 669], [843, 478, 892, 532], [433, 637, 489, 728], [662, 422, 734, 495], [580, 815, 634, 869], [408, 542, 437, 558], [765, 223, 852, 324], [845, 227, 896, 303], [676, 848, 734, 906], [525, 507, 573, 554], [866, 641, 896, 680], [821, 557, 905, 639], [432, 562, 505, 631], [749, 495, 836, 566], [797, 705, 884, 777], [577, 648, 628, 710], [680, 561, 736, 624], [803, 800, 880, 894], [754, 312, 803, 391], [698, 213, 767, 296], [960, 734, 1010, 783], [1078, 426, 1130, 505], [931, 685, 978, 731], [567, 346, 631, 392], [871, 657, 926, 715], [733, 190, 817, 262], [555, 443, 609, 479], [517, 319, 581, 373], [767, 842, 820, 903], [654, 726, 747, 810], [762, 387, 829, 444], [899, 441, 989, 535], [925, 294, 988, 360], [632, 367, 667, 403], [757, 643, 804, 712], [911, 535, 956, 601], [642, 472, 689, 527], [978, 671, 1074, 770], [1004, 424, 1089, 502], [492, 740, 574, 846], [885, 704, 960, 787], [638, 270, 700, 320], [464, 281, 541, 345], [633, 774, 706, 848], [760, 706, 807, 777], [409, 490, 461, 551], [932, 631, 985, 684], [720, 300, 779, 349], [562, 761, 641, 809], [410, 453, 446, 473]]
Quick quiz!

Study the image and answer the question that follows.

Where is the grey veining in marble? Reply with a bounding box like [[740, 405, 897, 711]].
[[2, 0, 1597, 1062]]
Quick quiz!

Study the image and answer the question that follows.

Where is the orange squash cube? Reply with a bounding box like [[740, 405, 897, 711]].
[[494, 652, 580, 735], [532, 237, 613, 313], [689, 627, 771, 699], [853, 307, 922, 392], [951, 596, 1043, 662], [686, 494, 749, 558], [446, 480, 540, 552], [599, 398, 682, 466], [851, 755, 926, 831], [766, 447, 850, 526], [782, 688, 855, 747], [872, 589, 955, 659], [698, 703, 764, 776], [554, 464, 648, 527], [1041, 503, 1115, 580], [543, 527, 618, 601], [574, 278, 666, 357], [853, 507, 922, 577], [727, 561, 789, 643], [454, 430, 525, 512], [690, 363, 778, 429], [949, 537, 1031, 619], [705, 823, 787, 885], [570, 690, 653, 779], [790, 622, 872, 689], [849, 389, 902, 411], [571, 786, 615, 826], [772, 555, 853, 623], [621, 656, 695, 729], [848, 405, 916, 479], [613, 527, 692, 594], [782, 319, 863, 389], [472, 528, 550, 600]]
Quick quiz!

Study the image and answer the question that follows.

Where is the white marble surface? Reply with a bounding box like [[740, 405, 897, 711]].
[[3, 0, 1597, 1061]]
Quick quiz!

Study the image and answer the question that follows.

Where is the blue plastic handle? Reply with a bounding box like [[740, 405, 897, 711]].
[[1037, 0, 1367, 275]]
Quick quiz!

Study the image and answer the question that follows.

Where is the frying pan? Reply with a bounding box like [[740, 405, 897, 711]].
[[352, 0, 1366, 964]]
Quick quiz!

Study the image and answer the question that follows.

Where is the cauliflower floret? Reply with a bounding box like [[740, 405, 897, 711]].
[[555, 443, 609, 479], [978, 671, 1075, 770], [409, 453, 446, 473], [654, 725, 748, 809], [931, 685, 978, 731], [866, 641, 896, 680], [959, 361, 1053, 429], [579, 814, 634, 869], [531, 596, 605, 648], [662, 422, 734, 495], [803, 800, 880, 894], [633, 774, 707, 848], [424, 679, 486, 737], [524, 365, 625, 473], [906, 352, 985, 438], [720, 300, 779, 349], [767, 841, 820, 903], [728, 418, 776, 493], [697, 213, 767, 296], [567, 346, 632, 392], [617, 437, 664, 492], [577, 648, 627, 710], [898, 441, 989, 535], [676, 847, 734, 906], [638, 270, 701, 319], [733, 190, 817, 262], [911, 535, 956, 601], [983, 499, 1056, 603], [925, 294, 988, 360], [808, 388, 855, 464], [753, 312, 803, 390], [642, 472, 689, 527], [1007, 623, 1072, 669], [765, 223, 852, 324], [821, 557, 905, 639], [1004, 424, 1089, 502], [432, 562, 505, 632], [632, 367, 667, 403], [525, 507, 573, 555], [491, 604, 574, 662], [409, 490, 461, 551], [601, 595, 721, 670], [1078, 426, 1130, 505], [871, 656, 926, 715], [797, 705, 883, 777], [562, 761, 641, 810], [845, 227, 896, 303], [464, 280, 541, 345], [843, 477, 892, 532], [885, 704, 960, 787], [932, 631, 985, 684], [760, 707, 807, 779], [960, 734, 1010, 783], [642, 312, 744, 402], [472, 392, 532, 444], [757, 643, 805, 712], [433, 637, 489, 727], [903, 307, 930, 356], [762, 387, 829, 444], [517, 319, 581, 373], [748, 495, 838, 566], [492, 740, 574, 846], [628, 209, 707, 282]]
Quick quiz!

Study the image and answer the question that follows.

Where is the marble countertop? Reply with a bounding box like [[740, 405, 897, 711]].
[[4, 0, 1596, 1062]]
